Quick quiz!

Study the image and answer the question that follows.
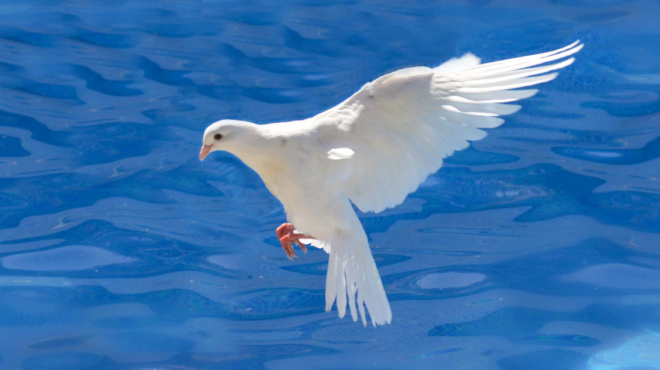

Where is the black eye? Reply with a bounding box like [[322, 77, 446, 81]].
[[214, 133, 223, 140]]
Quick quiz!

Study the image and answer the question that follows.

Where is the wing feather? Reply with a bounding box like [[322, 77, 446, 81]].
[[310, 41, 583, 212], [449, 89, 538, 103]]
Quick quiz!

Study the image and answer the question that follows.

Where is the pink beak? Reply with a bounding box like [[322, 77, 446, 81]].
[[199, 145, 212, 161]]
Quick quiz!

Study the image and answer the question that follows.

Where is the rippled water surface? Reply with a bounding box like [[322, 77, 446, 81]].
[[2, 0, 660, 369]]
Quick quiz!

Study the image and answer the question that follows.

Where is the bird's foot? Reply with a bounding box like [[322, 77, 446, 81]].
[[276, 223, 313, 260]]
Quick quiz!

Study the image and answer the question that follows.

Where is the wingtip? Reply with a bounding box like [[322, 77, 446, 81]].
[[570, 41, 585, 54], [551, 40, 583, 58]]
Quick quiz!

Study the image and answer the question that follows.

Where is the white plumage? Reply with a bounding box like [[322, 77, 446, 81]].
[[200, 41, 583, 326]]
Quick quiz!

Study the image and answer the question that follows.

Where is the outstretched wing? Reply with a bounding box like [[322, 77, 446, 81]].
[[312, 40, 583, 213]]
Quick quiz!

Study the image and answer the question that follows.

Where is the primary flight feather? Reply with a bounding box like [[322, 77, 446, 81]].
[[200, 40, 583, 327]]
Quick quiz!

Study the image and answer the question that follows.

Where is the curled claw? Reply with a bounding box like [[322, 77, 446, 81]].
[[276, 223, 313, 259]]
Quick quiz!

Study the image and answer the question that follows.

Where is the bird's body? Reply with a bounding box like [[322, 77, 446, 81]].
[[222, 122, 354, 242], [200, 41, 583, 326]]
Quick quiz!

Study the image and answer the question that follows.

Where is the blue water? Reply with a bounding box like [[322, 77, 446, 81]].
[[1, 0, 660, 369]]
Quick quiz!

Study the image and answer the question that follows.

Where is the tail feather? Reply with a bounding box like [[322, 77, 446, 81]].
[[325, 228, 392, 327]]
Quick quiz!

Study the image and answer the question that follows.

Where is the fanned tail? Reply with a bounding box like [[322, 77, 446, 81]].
[[325, 228, 392, 327]]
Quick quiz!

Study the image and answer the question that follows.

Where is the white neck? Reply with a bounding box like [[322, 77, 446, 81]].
[[225, 124, 284, 180]]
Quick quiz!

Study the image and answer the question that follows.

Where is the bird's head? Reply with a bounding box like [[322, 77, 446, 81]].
[[199, 119, 259, 161]]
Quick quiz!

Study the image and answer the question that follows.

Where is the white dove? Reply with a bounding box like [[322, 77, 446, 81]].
[[199, 40, 583, 326]]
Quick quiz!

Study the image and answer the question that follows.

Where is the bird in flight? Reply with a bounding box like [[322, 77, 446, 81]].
[[200, 40, 583, 327]]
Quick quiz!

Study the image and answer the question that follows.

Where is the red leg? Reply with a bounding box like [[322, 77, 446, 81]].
[[276, 223, 314, 260]]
